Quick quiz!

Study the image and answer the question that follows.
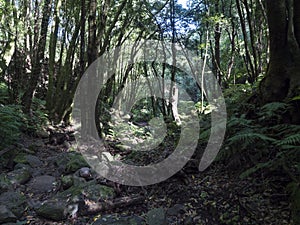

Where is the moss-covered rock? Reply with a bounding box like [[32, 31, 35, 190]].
[[55, 152, 89, 174], [146, 208, 166, 225], [6, 168, 31, 185], [61, 175, 73, 190], [13, 153, 28, 164], [57, 181, 115, 201], [36, 200, 67, 221], [0, 191, 27, 218], [93, 215, 145, 225], [0, 205, 17, 223], [0, 174, 12, 192]]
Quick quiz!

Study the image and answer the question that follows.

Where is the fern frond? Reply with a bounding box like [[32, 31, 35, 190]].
[[227, 116, 254, 129], [260, 102, 289, 113], [258, 102, 290, 122], [239, 161, 273, 179], [276, 134, 300, 146], [227, 132, 276, 146]]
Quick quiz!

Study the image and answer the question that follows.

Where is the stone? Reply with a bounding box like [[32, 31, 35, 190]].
[[14, 163, 31, 170], [0, 205, 17, 223], [146, 208, 167, 225], [25, 155, 43, 168], [167, 204, 186, 216], [0, 191, 27, 218], [0, 174, 12, 192], [78, 167, 92, 179], [7, 168, 31, 185], [93, 215, 144, 225], [13, 153, 28, 164], [55, 152, 89, 174], [61, 175, 73, 190], [36, 129, 49, 139], [57, 181, 115, 202], [84, 183, 115, 201], [36, 200, 67, 221], [27, 175, 58, 194]]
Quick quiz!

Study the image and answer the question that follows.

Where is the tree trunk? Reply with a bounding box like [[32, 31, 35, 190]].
[[260, 0, 300, 123], [21, 0, 52, 113]]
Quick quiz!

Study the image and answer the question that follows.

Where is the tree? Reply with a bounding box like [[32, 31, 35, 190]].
[[259, 0, 300, 123], [21, 0, 52, 113]]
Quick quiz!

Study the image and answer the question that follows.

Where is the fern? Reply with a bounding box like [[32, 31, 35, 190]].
[[0, 104, 23, 150], [258, 102, 289, 123], [239, 161, 273, 179], [227, 131, 275, 146], [259, 102, 289, 114], [276, 134, 300, 146]]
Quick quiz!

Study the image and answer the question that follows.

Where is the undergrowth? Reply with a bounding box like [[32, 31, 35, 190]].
[[199, 83, 300, 224], [0, 83, 48, 150]]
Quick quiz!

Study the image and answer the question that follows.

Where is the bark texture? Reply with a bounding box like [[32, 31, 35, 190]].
[[260, 0, 300, 103]]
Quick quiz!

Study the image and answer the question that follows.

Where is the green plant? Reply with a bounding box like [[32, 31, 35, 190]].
[[0, 104, 23, 149], [0, 82, 9, 104], [21, 97, 49, 134]]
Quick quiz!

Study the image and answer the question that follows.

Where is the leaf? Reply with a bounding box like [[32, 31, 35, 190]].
[[239, 161, 273, 179]]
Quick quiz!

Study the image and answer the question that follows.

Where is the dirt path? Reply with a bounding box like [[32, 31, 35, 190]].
[[0, 133, 291, 224]]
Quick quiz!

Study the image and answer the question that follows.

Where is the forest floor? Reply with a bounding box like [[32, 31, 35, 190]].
[[0, 129, 292, 225]]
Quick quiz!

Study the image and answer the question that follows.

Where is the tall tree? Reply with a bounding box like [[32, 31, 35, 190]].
[[259, 0, 300, 123], [21, 0, 52, 113]]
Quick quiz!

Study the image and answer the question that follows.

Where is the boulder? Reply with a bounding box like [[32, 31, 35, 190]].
[[61, 175, 73, 190], [93, 215, 144, 225], [0, 205, 17, 223], [25, 155, 43, 168], [6, 168, 31, 185], [57, 181, 115, 201], [36, 200, 67, 221], [167, 204, 186, 216], [0, 191, 27, 218], [0, 174, 12, 192], [54, 152, 89, 174], [27, 175, 58, 194], [146, 208, 167, 225]]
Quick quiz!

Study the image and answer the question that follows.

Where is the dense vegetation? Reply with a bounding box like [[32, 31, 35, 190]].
[[0, 0, 300, 224]]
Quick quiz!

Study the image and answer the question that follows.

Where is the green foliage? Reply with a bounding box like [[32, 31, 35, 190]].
[[0, 82, 9, 104], [0, 96, 48, 150], [199, 87, 300, 186], [257, 102, 289, 124], [26, 97, 48, 132], [276, 134, 300, 146], [0, 104, 23, 149]]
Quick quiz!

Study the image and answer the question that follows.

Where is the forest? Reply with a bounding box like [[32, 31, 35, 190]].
[[0, 0, 300, 224]]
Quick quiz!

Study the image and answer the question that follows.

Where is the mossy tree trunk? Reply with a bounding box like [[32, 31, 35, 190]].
[[259, 0, 300, 123], [260, 0, 300, 102]]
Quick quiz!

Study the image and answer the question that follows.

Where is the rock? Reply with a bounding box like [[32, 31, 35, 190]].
[[7, 168, 31, 185], [55, 152, 89, 174], [14, 163, 31, 170], [13, 153, 28, 164], [0, 205, 17, 223], [167, 204, 186, 216], [146, 208, 167, 225], [27, 175, 58, 194], [61, 175, 73, 190], [0, 174, 12, 192], [78, 167, 92, 179], [0, 191, 27, 218], [36, 129, 49, 139], [25, 155, 43, 168], [57, 181, 115, 202], [84, 183, 115, 201], [183, 216, 193, 225], [36, 200, 67, 221], [93, 215, 144, 225]]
